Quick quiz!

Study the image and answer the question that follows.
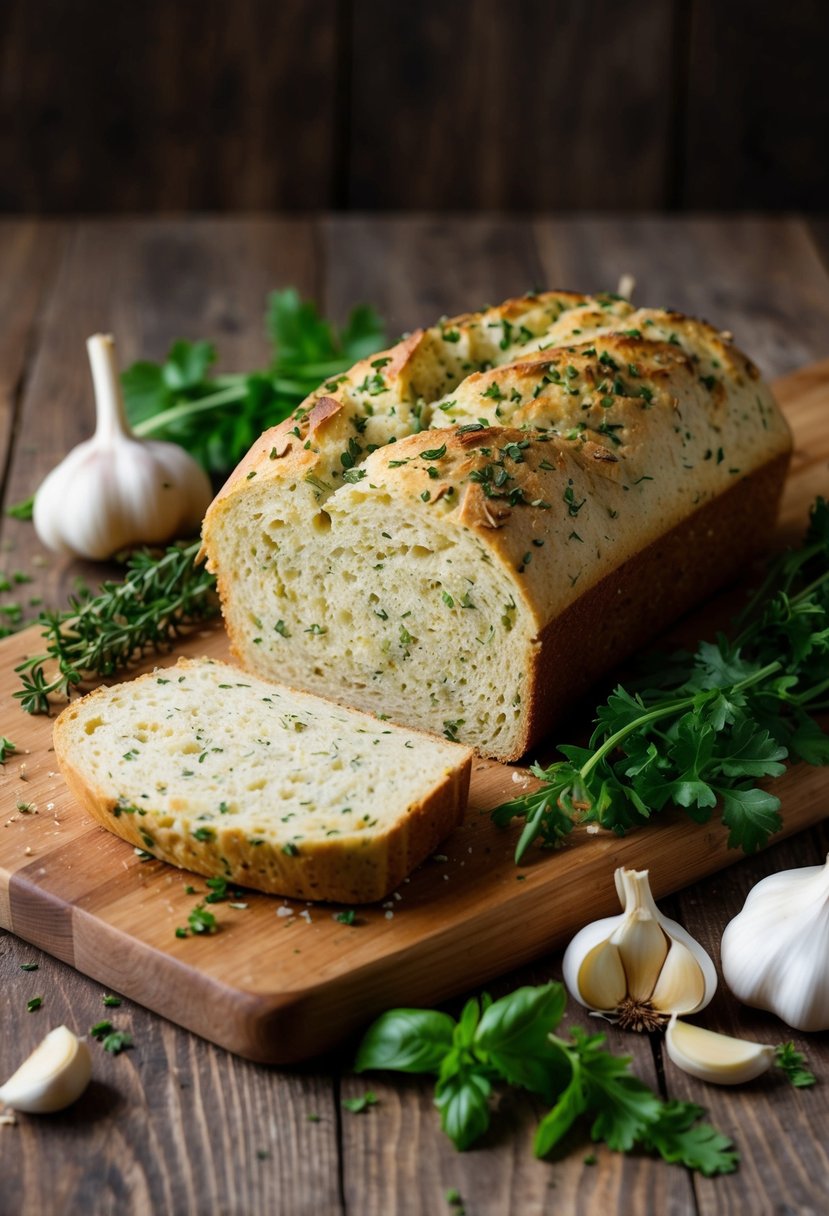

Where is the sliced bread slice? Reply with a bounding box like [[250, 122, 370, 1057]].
[[53, 657, 473, 903]]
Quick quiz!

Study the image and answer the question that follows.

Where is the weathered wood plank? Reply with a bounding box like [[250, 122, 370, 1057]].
[[0, 932, 342, 1216], [0, 216, 317, 610], [347, 0, 676, 210], [0, 221, 65, 498], [533, 215, 829, 378], [321, 214, 542, 337], [0, 1, 339, 212]]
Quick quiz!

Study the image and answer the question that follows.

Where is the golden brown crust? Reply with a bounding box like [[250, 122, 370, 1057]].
[[513, 448, 792, 761], [201, 289, 794, 762]]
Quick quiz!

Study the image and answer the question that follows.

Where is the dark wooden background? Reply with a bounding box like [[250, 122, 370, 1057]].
[[1, 0, 827, 213]]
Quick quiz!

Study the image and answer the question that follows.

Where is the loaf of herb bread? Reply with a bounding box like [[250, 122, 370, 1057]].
[[201, 291, 792, 761], [53, 657, 472, 902]]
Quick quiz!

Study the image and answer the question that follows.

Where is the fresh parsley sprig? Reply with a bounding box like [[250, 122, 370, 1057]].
[[122, 289, 385, 477], [15, 541, 219, 714], [355, 982, 738, 1175], [493, 499, 829, 860], [774, 1042, 817, 1088]]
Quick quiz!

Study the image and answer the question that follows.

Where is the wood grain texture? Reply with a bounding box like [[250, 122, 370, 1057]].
[[321, 215, 542, 337], [0, 0, 339, 212], [348, 0, 676, 210], [533, 215, 829, 377], [0, 933, 342, 1216]]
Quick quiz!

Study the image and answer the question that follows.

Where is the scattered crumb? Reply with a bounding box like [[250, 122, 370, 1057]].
[[299, 909, 312, 924], [443, 874, 450, 881], [384, 910, 394, 920], [24, 846, 32, 856], [433, 854, 448, 863], [585, 824, 600, 836], [511, 770, 530, 786], [276, 906, 293, 919], [0, 1112, 17, 1127], [382, 900, 394, 909], [392, 892, 402, 902]]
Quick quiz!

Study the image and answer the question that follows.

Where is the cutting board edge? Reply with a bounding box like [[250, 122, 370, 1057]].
[[4, 797, 826, 1064]]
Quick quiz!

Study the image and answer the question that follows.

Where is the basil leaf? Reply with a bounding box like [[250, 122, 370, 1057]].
[[434, 1070, 491, 1151], [475, 983, 567, 1099], [355, 1009, 454, 1074]]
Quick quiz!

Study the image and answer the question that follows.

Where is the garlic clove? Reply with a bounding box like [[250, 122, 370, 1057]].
[[650, 938, 708, 1015], [665, 1016, 775, 1086], [562, 867, 716, 1031], [0, 1026, 91, 1113], [721, 854, 829, 1033], [574, 939, 629, 1011]]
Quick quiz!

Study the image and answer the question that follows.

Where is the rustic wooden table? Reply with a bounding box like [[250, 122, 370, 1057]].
[[0, 215, 828, 1216]]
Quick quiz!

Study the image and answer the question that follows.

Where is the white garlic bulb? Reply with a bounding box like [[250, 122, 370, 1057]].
[[721, 854, 829, 1032], [665, 1016, 775, 1086], [34, 334, 212, 559], [563, 867, 717, 1031], [0, 1026, 91, 1113]]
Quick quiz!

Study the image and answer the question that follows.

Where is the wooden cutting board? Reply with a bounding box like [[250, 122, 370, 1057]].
[[1, 360, 828, 1064]]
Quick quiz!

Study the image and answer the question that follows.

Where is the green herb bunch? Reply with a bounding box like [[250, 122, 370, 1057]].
[[122, 289, 385, 477], [355, 982, 738, 1174], [15, 542, 218, 714], [493, 498, 829, 860]]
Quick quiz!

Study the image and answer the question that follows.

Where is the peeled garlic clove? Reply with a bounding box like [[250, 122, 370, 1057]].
[[0, 1026, 91, 1113], [721, 854, 829, 1033], [665, 1016, 775, 1085], [562, 867, 716, 1031]]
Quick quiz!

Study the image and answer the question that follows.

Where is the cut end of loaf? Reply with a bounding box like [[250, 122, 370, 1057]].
[[202, 290, 793, 761], [53, 658, 472, 903]]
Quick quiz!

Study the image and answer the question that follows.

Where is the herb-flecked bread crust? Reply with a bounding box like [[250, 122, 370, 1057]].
[[53, 658, 472, 904], [202, 291, 793, 761]]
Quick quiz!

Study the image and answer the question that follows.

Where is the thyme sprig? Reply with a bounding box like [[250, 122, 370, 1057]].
[[493, 498, 829, 860], [15, 542, 218, 714]]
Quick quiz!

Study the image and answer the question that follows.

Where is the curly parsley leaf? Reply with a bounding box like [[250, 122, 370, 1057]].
[[775, 1042, 817, 1088], [640, 1101, 740, 1176]]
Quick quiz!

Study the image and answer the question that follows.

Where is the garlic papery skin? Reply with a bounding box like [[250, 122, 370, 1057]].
[[720, 854, 829, 1032], [34, 334, 212, 559], [665, 1016, 775, 1086], [0, 1026, 91, 1113], [562, 867, 717, 1031]]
